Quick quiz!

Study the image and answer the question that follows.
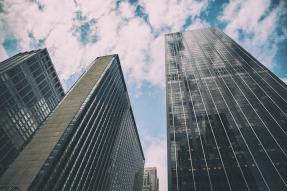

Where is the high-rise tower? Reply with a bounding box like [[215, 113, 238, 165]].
[[0, 49, 64, 175], [143, 167, 159, 191], [0, 55, 144, 191], [165, 28, 287, 191]]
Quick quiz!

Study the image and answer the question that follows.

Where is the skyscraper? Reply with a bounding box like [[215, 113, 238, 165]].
[[0, 55, 145, 191], [165, 28, 287, 191], [143, 167, 159, 191], [0, 49, 64, 175]]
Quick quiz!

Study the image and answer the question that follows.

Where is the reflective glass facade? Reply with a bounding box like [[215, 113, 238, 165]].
[[0, 55, 144, 191], [0, 49, 64, 175], [165, 28, 287, 191]]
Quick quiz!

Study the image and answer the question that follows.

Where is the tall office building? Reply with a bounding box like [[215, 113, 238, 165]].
[[165, 28, 287, 191], [0, 49, 64, 175], [0, 55, 145, 191], [143, 167, 159, 191]]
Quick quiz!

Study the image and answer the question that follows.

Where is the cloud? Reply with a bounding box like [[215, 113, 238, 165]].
[[0, 0, 81, 88], [118, 1, 135, 20], [0, 0, 213, 91], [0, 45, 8, 60], [138, 0, 209, 33], [281, 78, 287, 84], [218, 0, 287, 69], [27, 32, 46, 49], [0, 14, 21, 57], [139, 0, 208, 32], [185, 17, 210, 31], [71, 11, 98, 45], [1, 0, 286, 89]]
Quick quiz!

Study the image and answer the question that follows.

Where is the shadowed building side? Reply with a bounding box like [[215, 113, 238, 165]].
[[0, 55, 144, 191], [0, 49, 64, 176]]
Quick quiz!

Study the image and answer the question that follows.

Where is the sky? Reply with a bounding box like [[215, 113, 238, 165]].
[[0, 0, 287, 190]]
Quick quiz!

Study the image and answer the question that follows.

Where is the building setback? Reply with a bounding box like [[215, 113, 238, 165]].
[[165, 28, 287, 191], [0, 49, 64, 175], [0, 55, 145, 191], [143, 167, 159, 191]]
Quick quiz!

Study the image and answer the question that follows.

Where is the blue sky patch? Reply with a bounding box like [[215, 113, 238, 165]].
[[2, 37, 20, 57], [63, 69, 85, 91], [129, 81, 166, 142], [182, 16, 192, 30], [135, 5, 149, 23], [72, 11, 98, 46]]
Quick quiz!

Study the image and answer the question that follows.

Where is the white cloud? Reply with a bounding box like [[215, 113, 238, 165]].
[[0, 21, 9, 59], [220, 0, 271, 37], [185, 18, 210, 31], [0, 45, 8, 60], [146, 35, 165, 88], [138, 0, 209, 32], [219, 0, 286, 69], [1, 0, 285, 88], [281, 78, 287, 84], [119, 1, 135, 20], [75, 0, 115, 18], [0, 0, 212, 90]]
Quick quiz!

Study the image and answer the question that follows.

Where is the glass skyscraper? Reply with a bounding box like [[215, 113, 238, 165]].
[[0, 49, 64, 175], [0, 54, 144, 191], [165, 28, 287, 191]]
